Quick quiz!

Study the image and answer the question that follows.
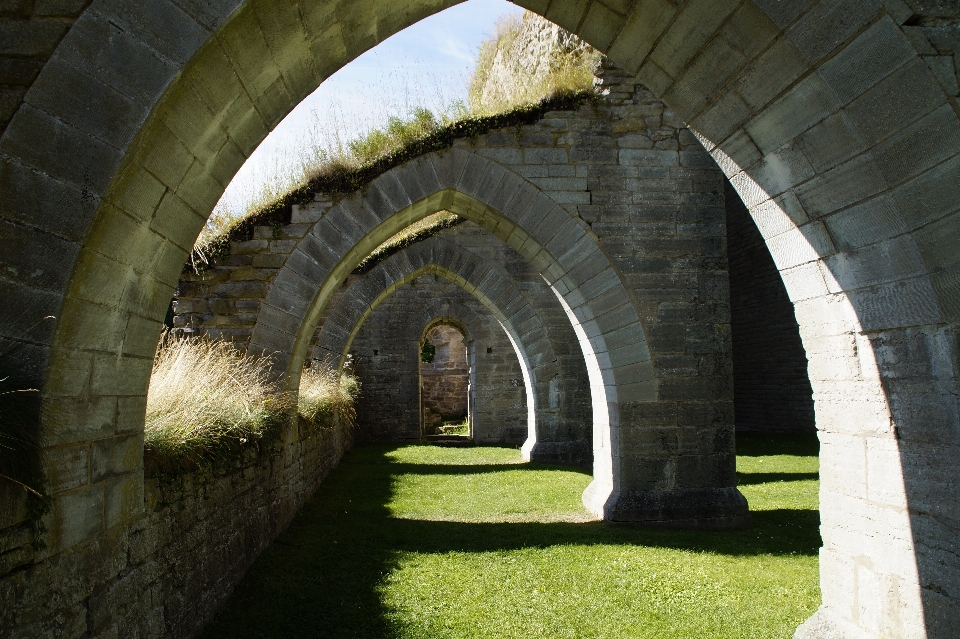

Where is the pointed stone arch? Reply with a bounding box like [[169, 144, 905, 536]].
[[247, 149, 746, 526], [312, 235, 591, 464], [0, 1, 957, 635]]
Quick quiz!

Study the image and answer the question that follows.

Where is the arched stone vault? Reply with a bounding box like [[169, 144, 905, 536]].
[[0, 1, 958, 637], [311, 234, 592, 464], [346, 285, 528, 444], [247, 151, 744, 528], [332, 265, 539, 444]]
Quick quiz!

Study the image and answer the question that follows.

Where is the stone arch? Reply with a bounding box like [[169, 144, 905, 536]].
[[410, 299, 531, 445], [0, 1, 957, 636], [321, 265, 537, 444], [312, 234, 591, 464], [248, 151, 684, 524], [343, 283, 491, 442]]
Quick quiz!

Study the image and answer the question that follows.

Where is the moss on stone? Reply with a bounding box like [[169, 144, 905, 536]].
[[189, 90, 597, 273]]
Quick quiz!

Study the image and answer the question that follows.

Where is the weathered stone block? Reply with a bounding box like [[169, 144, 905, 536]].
[[92, 434, 143, 482]]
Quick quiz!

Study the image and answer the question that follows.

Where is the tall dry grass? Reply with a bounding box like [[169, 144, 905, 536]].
[[298, 362, 360, 429], [145, 334, 287, 471], [145, 334, 360, 475]]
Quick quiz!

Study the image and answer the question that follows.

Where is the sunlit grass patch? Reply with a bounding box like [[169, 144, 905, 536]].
[[385, 446, 594, 523], [201, 435, 821, 639], [382, 544, 817, 639]]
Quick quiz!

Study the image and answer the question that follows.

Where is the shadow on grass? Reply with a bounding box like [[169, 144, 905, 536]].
[[736, 432, 819, 457], [200, 442, 821, 639], [737, 471, 819, 485]]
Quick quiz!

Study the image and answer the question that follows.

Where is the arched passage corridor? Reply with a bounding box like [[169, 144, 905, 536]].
[[1, 2, 958, 637], [248, 152, 736, 528], [313, 233, 593, 464]]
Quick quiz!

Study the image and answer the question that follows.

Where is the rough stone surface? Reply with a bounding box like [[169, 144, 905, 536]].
[[349, 276, 528, 445], [0, 414, 352, 638], [1, 1, 959, 638]]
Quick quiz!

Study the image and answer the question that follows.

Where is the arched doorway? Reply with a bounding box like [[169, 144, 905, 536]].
[[419, 320, 472, 441]]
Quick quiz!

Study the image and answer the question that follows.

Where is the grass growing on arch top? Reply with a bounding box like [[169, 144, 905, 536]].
[[200, 436, 820, 638]]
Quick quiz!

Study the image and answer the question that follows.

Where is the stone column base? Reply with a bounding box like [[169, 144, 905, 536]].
[[585, 484, 752, 529], [794, 606, 874, 639], [522, 440, 591, 467]]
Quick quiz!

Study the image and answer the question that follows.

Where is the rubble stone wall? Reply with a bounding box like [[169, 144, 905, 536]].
[[0, 415, 352, 638]]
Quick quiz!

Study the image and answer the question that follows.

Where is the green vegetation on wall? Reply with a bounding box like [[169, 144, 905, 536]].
[[190, 90, 596, 272]]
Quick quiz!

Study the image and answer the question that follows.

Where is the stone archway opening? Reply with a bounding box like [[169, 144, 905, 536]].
[[3, 1, 958, 636], [419, 321, 472, 441]]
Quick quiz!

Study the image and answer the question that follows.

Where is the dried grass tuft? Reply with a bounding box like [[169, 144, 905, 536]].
[[298, 362, 360, 429], [145, 334, 360, 476], [145, 334, 289, 474]]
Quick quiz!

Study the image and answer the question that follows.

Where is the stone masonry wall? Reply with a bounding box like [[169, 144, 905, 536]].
[[174, 211, 330, 344], [309, 223, 595, 462], [0, 417, 352, 637], [350, 277, 527, 445], [0, 2, 89, 135], [725, 180, 816, 433]]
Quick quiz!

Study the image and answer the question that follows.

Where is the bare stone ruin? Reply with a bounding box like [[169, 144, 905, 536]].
[[2, 2, 959, 638]]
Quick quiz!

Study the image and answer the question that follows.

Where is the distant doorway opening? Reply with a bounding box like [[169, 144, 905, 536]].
[[419, 322, 471, 440]]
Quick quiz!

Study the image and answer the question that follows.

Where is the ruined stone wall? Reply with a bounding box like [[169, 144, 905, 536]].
[[350, 278, 527, 445], [725, 181, 816, 433], [172, 60, 750, 474], [2, 2, 958, 637], [474, 12, 595, 112], [174, 210, 330, 344], [0, 417, 352, 637]]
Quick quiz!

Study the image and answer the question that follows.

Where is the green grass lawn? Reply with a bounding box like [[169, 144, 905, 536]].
[[201, 433, 820, 638]]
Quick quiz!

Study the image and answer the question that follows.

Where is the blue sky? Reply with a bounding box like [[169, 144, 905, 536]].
[[216, 0, 523, 216]]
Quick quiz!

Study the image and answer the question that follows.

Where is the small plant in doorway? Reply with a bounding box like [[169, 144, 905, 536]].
[[419, 340, 436, 364], [439, 418, 469, 435]]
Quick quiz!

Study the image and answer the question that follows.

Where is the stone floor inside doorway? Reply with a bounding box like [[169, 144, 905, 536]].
[[200, 435, 820, 638]]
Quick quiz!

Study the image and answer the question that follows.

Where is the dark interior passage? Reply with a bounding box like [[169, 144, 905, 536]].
[[725, 181, 816, 433]]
